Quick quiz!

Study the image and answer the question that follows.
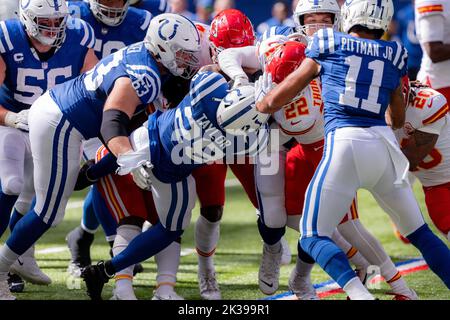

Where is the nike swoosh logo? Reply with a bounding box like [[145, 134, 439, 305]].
[[260, 279, 273, 288], [17, 259, 23, 266], [313, 146, 324, 152], [427, 100, 433, 108], [290, 120, 301, 126]]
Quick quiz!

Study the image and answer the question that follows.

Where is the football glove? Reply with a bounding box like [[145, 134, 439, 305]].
[[4, 110, 30, 132], [254, 72, 273, 104], [74, 160, 98, 191]]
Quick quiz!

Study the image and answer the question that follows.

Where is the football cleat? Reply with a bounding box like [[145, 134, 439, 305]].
[[0, 280, 16, 300], [10, 247, 51, 285], [7, 273, 25, 293], [110, 287, 137, 300], [152, 288, 184, 300], [81, 261, 112, 300], [288, 268, 319, 300], [198, 271, 221, 300], [280, 236, 292, 265], [387, 289, 419, 300], [66, 226, 94, 276], [258, 243, 282, 295]]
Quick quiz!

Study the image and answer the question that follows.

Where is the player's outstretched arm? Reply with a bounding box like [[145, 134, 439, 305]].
[[256, 57, 320, 114], [100, 77, 142, 157], [386, 84, 406, 130]]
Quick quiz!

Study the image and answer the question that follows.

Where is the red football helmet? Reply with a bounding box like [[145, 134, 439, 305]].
[[209, 9, 256, 61], [265, 41, 307, 84]]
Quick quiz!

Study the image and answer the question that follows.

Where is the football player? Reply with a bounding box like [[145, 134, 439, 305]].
[[0, 0, 97, 292], [80, 71, 269, 301], [65, 0, 153, 276], [395, 79, 450, 242], [0, 13, 200, 300], [256, 0, 450, 299]]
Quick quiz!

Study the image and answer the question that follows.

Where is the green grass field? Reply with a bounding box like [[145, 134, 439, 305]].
[[1, 182, 449, 300]]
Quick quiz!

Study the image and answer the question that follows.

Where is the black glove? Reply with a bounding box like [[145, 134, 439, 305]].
[[74, 159, 98, 191]]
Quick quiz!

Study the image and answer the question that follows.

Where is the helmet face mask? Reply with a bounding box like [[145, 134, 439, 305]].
[[145, 13, 201, 79], [20, 0, 69, 47], [89, 0, 130, 27], [294, 0, 340, 36]]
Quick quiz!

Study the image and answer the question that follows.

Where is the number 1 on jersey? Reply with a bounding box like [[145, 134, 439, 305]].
[[339, 55, 385, 114]]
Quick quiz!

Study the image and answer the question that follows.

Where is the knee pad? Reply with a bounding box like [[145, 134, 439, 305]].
[[1, 177, 24, 196], [257, 217, 285, 245], [200, 205, 223, 223]]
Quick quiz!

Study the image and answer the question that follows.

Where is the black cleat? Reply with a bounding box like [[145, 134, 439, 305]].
[[7, 273, 25, 293], [66, 226, 94, 276], [81, 261, 112, 301]]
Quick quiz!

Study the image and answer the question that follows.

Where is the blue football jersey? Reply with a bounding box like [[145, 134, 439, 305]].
[[259, 25, 295, 42], [50, 42, 161, 139], [132, 0, 170, 15], [147, 71, 229, 183], [68, 1, 151, 59], [306, 28, 408, 134], [0, 18, 95, 112]]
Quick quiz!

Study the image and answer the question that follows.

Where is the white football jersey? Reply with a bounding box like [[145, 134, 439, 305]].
[[273, 78, 324, 145], [395, 87, 450, 186], [415, 0, 450, 89], [194, 22, 213, 67]]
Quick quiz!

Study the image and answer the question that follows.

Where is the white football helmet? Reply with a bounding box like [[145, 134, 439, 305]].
[[19, 0, 69, 47], [145, 13, 201, 79], [294, 0, 340, 35], [89, 0, 130, 26], [217, 85, 269, 134], [341, 0, 394, 34]]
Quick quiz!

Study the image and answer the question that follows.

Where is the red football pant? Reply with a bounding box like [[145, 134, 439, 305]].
[[423, 181, 450, 235], [285, 140, 358, 222], [95, 146, 158, 225], [192, 161, 258, 209]]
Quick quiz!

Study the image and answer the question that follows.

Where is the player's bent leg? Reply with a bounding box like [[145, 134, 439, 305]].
[[337, 219, 417, 299], [423, 183, 450, 240], [372, 169, 450, 289], [0, 94, 83, 293], [111, 222, 142, 300], [288, 242, 318, 300], [153, 238, 184, 300], [300, 131, 373, 300], [0, 127, 27, 237]]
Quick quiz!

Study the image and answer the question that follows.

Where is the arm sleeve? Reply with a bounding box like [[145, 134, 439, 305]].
[[417, 14, 445, 43], [218, 46, 260, 81]]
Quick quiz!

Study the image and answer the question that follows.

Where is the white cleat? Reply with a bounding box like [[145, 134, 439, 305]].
[[10, 247, 51, 285], [280, 236, 292, 265], [288, 268, 319, 300], [389, 288, 419, 300], [67, 262, 82, 278], [110, 288, 138, 300], [0, 280, 16, 300], [152, 289, 184, 300], [258, 243, 282, 295], [198, 272, 221, 300]]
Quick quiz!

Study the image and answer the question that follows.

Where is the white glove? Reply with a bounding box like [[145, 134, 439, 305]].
[[4, 110, 29, 132], [254, 72, 274, 104], [116, 150, 153, 190], [232, 76, 250, 89], [130, 161, 153, 191]]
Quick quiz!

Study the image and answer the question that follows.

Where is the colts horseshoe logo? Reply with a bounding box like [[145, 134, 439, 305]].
[[158, 19, 180, 41]]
